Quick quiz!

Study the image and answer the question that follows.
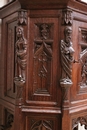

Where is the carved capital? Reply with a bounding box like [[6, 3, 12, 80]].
[[62, 9, 73, 25], [18, 9, 27, 25]]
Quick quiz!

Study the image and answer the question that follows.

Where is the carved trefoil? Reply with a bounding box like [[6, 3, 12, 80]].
[[62, 9, 73, 25], [60, 27, 75, 105], [31, 120, 53, 130], [18, 9, 27, 25], [33, 23, 53, 95]]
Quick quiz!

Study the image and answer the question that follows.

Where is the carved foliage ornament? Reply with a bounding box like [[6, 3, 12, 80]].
[[62, 9, 73, 25], [18, 10, 27, 25]]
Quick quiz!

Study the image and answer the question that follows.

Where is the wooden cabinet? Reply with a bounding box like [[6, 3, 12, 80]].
[[1, 0, 87, 130]]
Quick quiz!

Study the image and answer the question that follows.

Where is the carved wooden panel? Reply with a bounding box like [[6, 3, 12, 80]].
[[6, 21, 17, 98], [78, 28, 87, 93], [26, 115, 59, 130], [2, 13, 18, 99], [27, 18, 60, 104], [71, 19, 87, 101], [33, 23, 53, 95]]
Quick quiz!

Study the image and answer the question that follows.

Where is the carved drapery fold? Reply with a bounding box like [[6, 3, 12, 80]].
[[60, 26, 75, 106], [14, 10, 27, 104]]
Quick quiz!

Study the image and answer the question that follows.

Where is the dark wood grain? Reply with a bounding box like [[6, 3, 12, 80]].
[[1, 0, 87, 130]]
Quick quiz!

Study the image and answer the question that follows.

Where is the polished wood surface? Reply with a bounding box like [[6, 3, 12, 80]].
[[1, 0, 87, 130]]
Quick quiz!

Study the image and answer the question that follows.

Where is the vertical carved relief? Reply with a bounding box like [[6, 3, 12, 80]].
[[14, 26, 27, 85], [60, 26, 75, 106], [14, 10, 27, 104], [79, 49, 87, 88], [62, 9, 73, 25], [33, 23, 53, 95], [78, 28, 87, 91], [18, 9, 27, 25], [60, 26, 74, 84], [72, 116, 87, 130], [31, 120, 53, 130]]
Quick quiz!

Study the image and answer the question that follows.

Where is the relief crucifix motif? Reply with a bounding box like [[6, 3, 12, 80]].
[[33, 23, 53, 94]]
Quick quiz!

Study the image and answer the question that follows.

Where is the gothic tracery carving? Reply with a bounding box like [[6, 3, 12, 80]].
[[31, 120, 53, 130], [33, 23, 53, 95]]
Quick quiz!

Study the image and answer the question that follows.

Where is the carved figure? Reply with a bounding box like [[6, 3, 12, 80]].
[[15, 26, 27, 81], [60, 26, 75, 83]]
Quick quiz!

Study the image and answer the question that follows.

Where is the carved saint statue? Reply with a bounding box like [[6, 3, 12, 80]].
[[15, 26, 27, 82], [60, 26, 75, 83]]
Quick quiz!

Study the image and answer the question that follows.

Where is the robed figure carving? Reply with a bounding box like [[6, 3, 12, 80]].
[[14, 26, 27, 87], [60, 26, 75, 85]]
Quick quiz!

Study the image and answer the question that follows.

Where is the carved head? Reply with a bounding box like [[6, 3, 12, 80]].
[[64, 26, 72, 44], [16, 26, 24, 38], [40, 24, 49, 40]]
